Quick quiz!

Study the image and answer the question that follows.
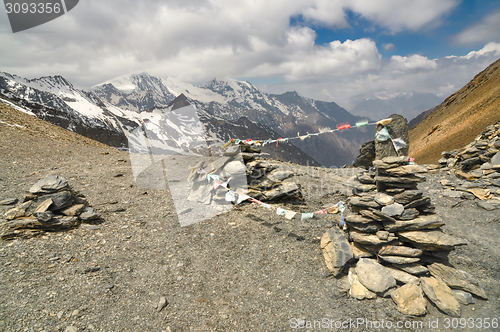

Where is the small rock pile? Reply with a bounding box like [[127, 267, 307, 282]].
[[321, 156, 487, 317], [2, 175, 100, 239], [188, 143, 301, 204], [438, 121, 500, 184]]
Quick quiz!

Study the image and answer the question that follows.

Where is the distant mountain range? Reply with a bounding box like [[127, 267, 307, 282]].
[[349, 92, 443, 122], [409, 57, 500, 164], [0, 72, 374, 166]]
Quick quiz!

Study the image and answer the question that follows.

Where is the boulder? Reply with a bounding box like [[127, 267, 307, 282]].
[[355, 258, 396, 294], [391, 283, 427, 316], [420, 277, 461, 317], [375, 114, 409, 160], [320, 228, 353, 276]]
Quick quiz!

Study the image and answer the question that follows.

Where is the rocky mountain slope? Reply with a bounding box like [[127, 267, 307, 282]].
[[1, 101, 499, 331], [409, 58, 500, 164]]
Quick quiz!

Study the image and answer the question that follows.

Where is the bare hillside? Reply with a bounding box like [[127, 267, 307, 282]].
[[409, 58, 500, 164]]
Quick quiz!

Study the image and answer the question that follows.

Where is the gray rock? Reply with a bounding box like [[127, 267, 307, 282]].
[[345, 214, 376, 224], [375, 175, 423, 185], [383, 214, 445, 232], [428, 263, 487, 299], [157, 297, 168, 312], [80, 207, 100, 221], [397, 208, 419, 220], [33, 211, 54, 222], [29, 175, 69, 194], [0, 198, 18, 205], [348, 222, 381, 233], [421, 277, 461, 317], [36, 191, 73, 211], [442, 190, 463, 198], [5, 201, 32, 220], [363, 209, 397, 222], [353, 141, 376, 169], [381, 165, 428, 176], [490, 152, 500, 166], [374, 193, 395, 206], [393, 190, 423, 205], [357, 173, 376, 184], [355, 258, 396, 294], [405, 197, 431, 209], [382, 156, 410, 165], [376, 230, 389, 240], [268, 170, 294, 182], [452, 290, 475, 305], [381, 203, 404, 217], [320, 228, 353, 276], [379, 255, 420, 264], [375, 115, 409, 159], [386, 267, 420, 285], [391, 283, 427, 316], [392, 263, 429, 276], [397, 230, 467, 251], [350, 230, 398, 246], [263, 180, 300, 200], [349, 196, 379, 209], [378, 245, 423, 257], [477, 201, 496, 211], [348, 268, 377, 300]]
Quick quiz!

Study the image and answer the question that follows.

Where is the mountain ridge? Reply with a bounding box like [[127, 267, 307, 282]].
[[409, 57, 500, 164]]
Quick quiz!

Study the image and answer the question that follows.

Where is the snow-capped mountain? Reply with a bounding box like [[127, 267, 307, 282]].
[[92, 72, 374, 166], [0, 71, 373, 166]]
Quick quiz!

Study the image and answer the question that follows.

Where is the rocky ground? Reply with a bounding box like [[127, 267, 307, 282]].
[[1, 105, 500, 331]]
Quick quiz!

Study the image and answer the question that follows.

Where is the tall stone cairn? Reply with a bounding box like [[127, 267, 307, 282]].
[[321, 115, 487, 317]]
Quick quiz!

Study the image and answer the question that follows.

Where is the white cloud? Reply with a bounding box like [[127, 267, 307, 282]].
[[0, 0, 497, 122], [382, 43, 395, 51], [388, 54, 438, 71], [301, 0, 458, 33], [454, 10, 500, 45]]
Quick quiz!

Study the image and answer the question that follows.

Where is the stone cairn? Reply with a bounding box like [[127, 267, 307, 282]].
[[437, 121, 500, 186], [321, 116, 487, 317], [1, 175, 100, 239], [188, 142, 301, 204]]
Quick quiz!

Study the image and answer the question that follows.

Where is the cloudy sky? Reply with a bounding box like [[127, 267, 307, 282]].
[[1, 0, 500, 113]]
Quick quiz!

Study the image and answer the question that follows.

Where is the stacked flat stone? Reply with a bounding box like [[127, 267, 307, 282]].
[[2, 175, 100, 239], [438, 121, 500, 184], [321, 156, 487, 317], [188, 143, 301, 204]]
